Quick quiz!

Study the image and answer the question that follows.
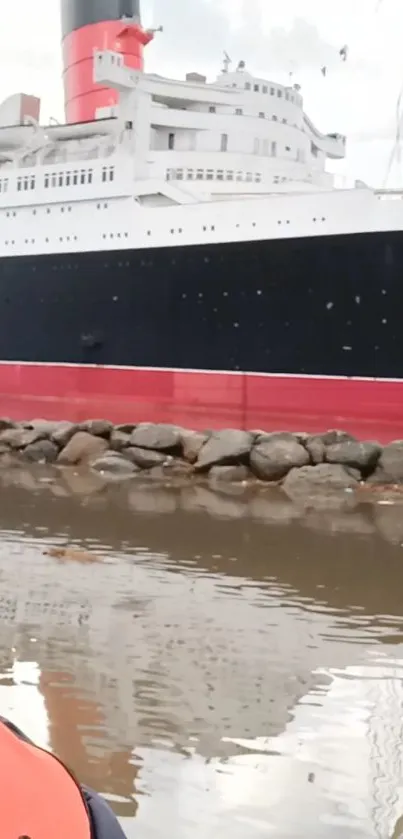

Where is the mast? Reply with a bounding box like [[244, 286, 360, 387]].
[[60, 0, 153, 124]]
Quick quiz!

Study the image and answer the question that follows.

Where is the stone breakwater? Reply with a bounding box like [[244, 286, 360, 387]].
[[0, 419, 402, 499]]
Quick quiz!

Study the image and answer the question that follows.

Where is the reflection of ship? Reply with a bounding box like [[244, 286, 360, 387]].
[[0, 482, 403, 832]]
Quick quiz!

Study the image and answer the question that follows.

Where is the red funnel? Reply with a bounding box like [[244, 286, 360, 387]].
[[60, 1, 153, 123]]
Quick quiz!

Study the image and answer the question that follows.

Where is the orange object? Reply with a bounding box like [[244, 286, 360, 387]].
[[0, 719, 91, 838]]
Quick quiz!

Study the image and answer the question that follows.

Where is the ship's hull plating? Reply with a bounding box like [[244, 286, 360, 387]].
[[0, 231, 402, 436]]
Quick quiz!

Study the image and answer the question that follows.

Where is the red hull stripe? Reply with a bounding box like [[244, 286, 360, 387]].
[[0, 362, 401, 441]]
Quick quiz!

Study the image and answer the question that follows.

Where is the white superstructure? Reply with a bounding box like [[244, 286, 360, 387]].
[[0, 48, 401, 262]]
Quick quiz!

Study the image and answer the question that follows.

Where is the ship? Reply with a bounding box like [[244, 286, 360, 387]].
[[0, 0, 401, 437]]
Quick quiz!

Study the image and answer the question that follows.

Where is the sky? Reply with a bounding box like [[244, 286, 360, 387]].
[[0, 0, 402, 186]]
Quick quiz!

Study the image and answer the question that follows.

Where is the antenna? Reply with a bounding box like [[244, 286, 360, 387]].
[[222, 51, 231, 74]]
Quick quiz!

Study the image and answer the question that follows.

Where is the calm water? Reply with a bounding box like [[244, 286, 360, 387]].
[[0, 464, 403, 837]]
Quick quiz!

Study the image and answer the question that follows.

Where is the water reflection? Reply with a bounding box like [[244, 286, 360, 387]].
[[0, 473, 402, 835]]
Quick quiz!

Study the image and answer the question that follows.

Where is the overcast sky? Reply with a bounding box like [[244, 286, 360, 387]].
[[0, 0, 402, 186]]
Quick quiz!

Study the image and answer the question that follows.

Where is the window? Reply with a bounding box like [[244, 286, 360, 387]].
[[235, 108, 243, 115], [254, 84, 259, 92], [285, 92, 290, 101], [271, 141, 277, 156], [220, 133, 228, 152], [88, 169, 93, 183], [285, 145, 291, 152], [44, 175, 49, 188], [206, 170, 214, 180], [217, 170, 224, 181], [245, 82, 251, 90], [80, 170, 86, 184], [272, 115, 278, 121], [66, 172, 71, 186], [259, 112, 265, 118], [51, 174, 57, 187], [209, 105, 216, 113], [168, 132, 175, 150], [262, 85, 268, 94], [58, 173, 63, 186], [73, 171, 78, 185], [277, 89, 282, 98], [270, 87, 275, 95], [196, 169, 203, 180]]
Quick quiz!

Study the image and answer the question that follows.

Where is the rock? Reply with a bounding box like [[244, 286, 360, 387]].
[[195, 429, 253, 471], [80, 419, 113, 438], [180, 430, 209, 463], [254, 431, 298, 446], [250, 438, 309, 481], [0, 427, 46, 449], [161, 458, 194, 477], [90, 453, 140, 476], [109, 429, 132, 452], [326, 440, 381, 473], [125, 447, 166, 469], [319, 429, 357, 445], [283, 463, 359, 501], [0, 418, 15, 431], [115, 423, 137, 434], [130, 423, 182, 452], [24, 419, 62, 435], [208, 465, 250, 483], [305, 437, 326, 465], [369, 441, 403, 484], [22, 440, 59, 463], [51, 422, 78, 448], [57, 432, 108, 465]]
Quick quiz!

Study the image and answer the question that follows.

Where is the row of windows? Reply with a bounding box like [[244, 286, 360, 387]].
[[207, 106, 297, 126], [166, 167, 263, 184], [0, 215, 328, 247], [1, 166, 116, 195], [44, 166, 114, 189], [244, 82, 297, 102], [2, 203, 110, 218]]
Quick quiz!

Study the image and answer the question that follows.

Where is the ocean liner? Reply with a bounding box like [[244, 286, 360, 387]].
[[0, 0, 401, 433]]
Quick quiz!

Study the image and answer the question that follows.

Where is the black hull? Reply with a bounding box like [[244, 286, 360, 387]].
[[0, 230, 402, 378]]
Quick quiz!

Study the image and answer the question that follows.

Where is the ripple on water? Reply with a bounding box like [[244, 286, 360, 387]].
[[0, 489, 401, 836]]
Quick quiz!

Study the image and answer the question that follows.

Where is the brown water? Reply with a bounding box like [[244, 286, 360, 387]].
[[1, 467, 403, 837]]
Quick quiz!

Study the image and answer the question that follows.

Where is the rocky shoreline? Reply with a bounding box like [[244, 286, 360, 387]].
[[0, 418, 402, 501]]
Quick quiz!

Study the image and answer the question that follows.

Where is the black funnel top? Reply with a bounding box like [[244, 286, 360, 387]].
[[61, 0, 141, 39]]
